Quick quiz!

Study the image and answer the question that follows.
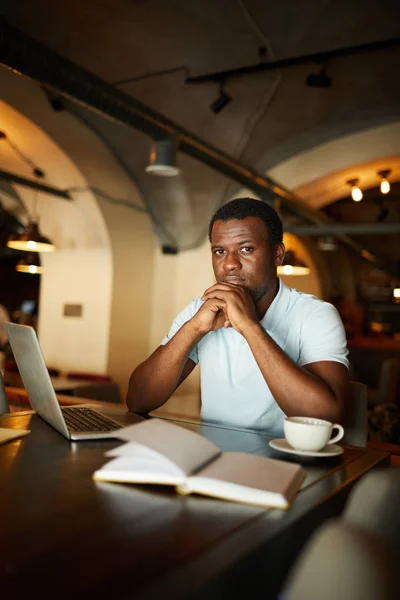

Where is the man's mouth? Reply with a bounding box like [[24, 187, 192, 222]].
[[221, 276, 245, 285]]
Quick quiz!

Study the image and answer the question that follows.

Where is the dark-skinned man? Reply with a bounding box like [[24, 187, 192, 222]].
[[127, 198, 350, 434]]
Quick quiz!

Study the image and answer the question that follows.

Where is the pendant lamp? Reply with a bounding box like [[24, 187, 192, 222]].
[[7, 178, 55, 252], [145, 138, 180, 176], [277, 250, 310, 276], [7, 221, 55, 252], [16, 252, 43, 274]]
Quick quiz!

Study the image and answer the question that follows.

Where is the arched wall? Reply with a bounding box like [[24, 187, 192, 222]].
[[0, 98, 113, 374], [0, 68, 155, 396], [267, 122, 400, 207]]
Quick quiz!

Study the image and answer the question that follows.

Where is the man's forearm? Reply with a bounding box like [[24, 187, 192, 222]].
[[243, 323, 345, 421], [126, 320, 204, 414]]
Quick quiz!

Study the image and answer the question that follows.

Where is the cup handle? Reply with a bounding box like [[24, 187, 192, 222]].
[[328, 424, 344, 445]]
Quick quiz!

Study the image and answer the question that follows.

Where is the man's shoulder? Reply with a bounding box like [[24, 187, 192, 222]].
[[284, 285, 336, 319]]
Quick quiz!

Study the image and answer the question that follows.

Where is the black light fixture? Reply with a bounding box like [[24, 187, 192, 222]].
[[277, 250, 310, 276], [1, 133, 56, 253], [7, 221, 55, 252], [306, 65, 332, 88], [145, 137, 180, 176], [16, 252, 43, 275], [377, 169, 391, 195], [210, 82, 232, 114]]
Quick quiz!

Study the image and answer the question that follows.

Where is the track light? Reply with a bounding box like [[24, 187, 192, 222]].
[[377, 169, 391, 195], [277, 251, 310, 276], [145, 137, 180, 176], [306, 65, 331, 88], [210, 83, 232, 114], [347, 178, 363, 202]]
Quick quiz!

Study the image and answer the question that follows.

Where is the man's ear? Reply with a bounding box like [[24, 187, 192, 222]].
[[274, 243, 285, 266]]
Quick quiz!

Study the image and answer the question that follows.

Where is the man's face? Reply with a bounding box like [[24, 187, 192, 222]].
[[210, 217, 284, 302]]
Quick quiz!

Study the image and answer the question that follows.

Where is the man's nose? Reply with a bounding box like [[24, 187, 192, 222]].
[[223, 252, 241, 271]]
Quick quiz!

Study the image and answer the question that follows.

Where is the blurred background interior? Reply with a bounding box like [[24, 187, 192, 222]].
[[0, 0, 400, 441]]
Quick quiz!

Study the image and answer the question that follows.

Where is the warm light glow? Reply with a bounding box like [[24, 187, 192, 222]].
[[16, 263, 43, 274], [277, 265, 311, 276], [282, 265, 293, 275], [393, 288, 400, 299], [351, 186, 363, 202], [7, 239, 55, 252], [380, 180, 390, 194]]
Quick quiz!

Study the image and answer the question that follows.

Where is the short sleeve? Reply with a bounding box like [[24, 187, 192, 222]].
[[299, 303, 349, 368], [160, 298, 203, 365]]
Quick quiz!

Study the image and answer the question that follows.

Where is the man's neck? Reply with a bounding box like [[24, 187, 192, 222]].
[[255, 279, 280, 320]]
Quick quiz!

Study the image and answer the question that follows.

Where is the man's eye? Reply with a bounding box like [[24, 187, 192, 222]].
[[214, 249, 225, 256], [241, 247, 253, 254]]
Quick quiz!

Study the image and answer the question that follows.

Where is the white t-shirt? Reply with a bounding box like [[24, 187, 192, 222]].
[[161, 281, 348, 434]]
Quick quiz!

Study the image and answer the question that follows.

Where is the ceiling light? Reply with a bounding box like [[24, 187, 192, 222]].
[[7, 221, 55, 252], [145, 138, 180, 176], [210, 83, 232, 114], [317, 236, 337, 251], [15, 253, 43, 274], [393, 288, 400, 303], [4, 159, 56, 252], [305, 65, 332, 88], [277, 251, 311, 276], [377, 169, 391, 195], [347, 178, 363, 202]]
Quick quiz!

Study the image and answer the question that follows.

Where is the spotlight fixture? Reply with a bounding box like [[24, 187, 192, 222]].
[[16, 252, 43, 274], [306, 65, 331, 88], [210, 82, 232, 114], [145, 137, 180, 176], [277, 251, 310, 276], [346, 178, 363, 202], [317, 236, 337, 251], [377, 169, 391, 195], [7, 221, 55, 252]]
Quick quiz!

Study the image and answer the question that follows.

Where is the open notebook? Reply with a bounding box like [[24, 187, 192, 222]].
[[93, 419, 306, 509]]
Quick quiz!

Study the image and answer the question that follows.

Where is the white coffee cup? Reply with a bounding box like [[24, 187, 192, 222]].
[[284, 416, 344, 452]]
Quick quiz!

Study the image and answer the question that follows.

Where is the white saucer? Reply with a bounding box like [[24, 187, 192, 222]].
[[269, 438, 344, 458]]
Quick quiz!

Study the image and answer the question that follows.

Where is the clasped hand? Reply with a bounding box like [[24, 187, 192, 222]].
[[193, 282, 259, 335]]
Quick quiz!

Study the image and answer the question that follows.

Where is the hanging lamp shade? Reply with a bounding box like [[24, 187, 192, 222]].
[[16, 253, 43, 275], [145, 138, 180, 176], [7, 221, 55, 252], [277, 250, 310, 276]]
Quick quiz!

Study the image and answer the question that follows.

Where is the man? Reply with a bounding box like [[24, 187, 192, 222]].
[[127, 198, 350, 433]]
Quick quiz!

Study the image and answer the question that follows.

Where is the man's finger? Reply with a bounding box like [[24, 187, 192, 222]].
[[202, 282, 244, 297], [203, 298, 226, 312]]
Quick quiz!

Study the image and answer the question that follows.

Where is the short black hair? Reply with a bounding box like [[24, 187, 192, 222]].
[[208, 197, 283, 246]]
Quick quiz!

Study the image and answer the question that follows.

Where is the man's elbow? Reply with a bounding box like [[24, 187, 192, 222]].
[[126, 374, 145, 414]]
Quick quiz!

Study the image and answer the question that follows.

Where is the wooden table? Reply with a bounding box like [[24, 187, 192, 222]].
[[0, 407, 389, 600]]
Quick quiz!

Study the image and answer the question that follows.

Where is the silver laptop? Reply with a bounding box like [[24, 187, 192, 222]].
[[4, 322, 123, 440]]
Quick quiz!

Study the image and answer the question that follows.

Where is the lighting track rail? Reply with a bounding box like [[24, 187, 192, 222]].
[[185, 36, 400, 85]]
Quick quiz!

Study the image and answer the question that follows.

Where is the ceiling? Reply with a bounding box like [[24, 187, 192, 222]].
[[1, 0, 400, 263]]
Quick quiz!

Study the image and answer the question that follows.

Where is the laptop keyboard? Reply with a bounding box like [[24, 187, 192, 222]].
[[61, 407, 122, 433]]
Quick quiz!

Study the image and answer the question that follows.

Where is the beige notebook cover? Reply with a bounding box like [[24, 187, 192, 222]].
[[93, 419, 305, 509]]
